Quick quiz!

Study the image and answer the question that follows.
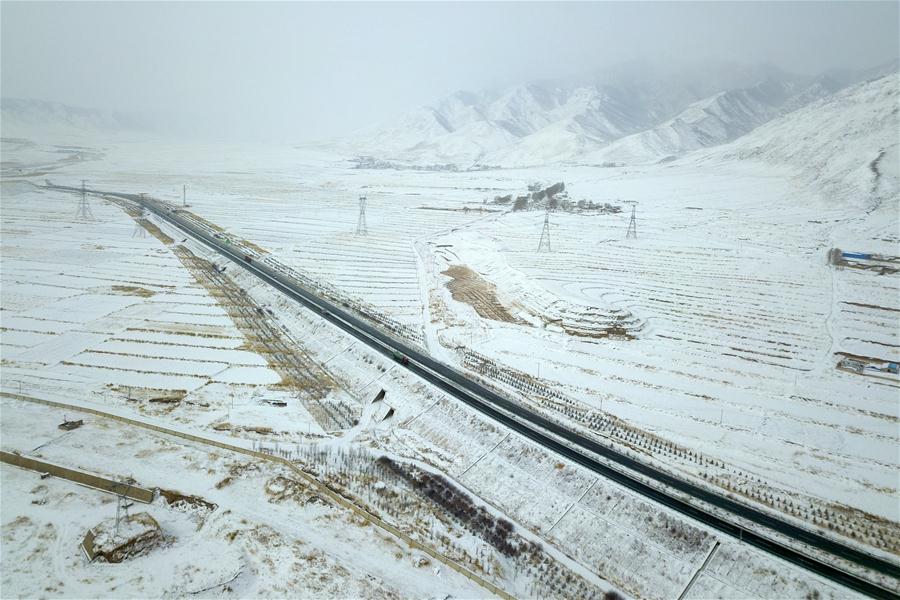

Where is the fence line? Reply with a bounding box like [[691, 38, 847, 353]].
[[0, 450, 154, 503]]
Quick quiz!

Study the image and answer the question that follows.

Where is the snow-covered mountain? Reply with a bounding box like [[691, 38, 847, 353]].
[[338, 61, 898, 168], [348, 83, 650, 165], [700, 73, 899, 208]]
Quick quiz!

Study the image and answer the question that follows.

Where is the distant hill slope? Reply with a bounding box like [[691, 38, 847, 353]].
[[698, 73, 899, 209], [580, 76, 844, 166], [1, 98, 149, 140]]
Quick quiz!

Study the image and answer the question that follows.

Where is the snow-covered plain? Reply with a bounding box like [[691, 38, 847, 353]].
[[1, 73, 897, 598]]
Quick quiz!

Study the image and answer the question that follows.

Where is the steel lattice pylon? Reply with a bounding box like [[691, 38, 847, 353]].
[[75, 180, 94, 220], [132, 209, 147, 238], [625, 201, 637, 239], [356, 194, 368, 235], [537, 205, 551, 252]]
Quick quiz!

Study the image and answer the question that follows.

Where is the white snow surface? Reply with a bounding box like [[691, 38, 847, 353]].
[[2, 69, 898, 598]]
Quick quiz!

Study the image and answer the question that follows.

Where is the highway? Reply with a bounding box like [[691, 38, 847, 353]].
[[54, 183, 900, 599]]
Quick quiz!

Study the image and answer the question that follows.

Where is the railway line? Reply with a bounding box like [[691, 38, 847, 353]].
[[51, 183, 900, 599]]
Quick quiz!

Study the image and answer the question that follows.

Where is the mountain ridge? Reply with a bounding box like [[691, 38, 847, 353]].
[[337, 60, 899, 168]]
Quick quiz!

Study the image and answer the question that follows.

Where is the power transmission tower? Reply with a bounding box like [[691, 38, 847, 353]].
[[625, 201, 638, 239], [75, 179, 94, 220], [132, 209, 147, 238], [182, 184, 187, 208], [356, 194, 368, 236], [537, 204, 551, 252]]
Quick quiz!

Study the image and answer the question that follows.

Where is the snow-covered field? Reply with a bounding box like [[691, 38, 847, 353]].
[[1, 73, 897, 598]]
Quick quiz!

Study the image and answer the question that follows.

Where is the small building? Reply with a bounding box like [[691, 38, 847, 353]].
[[59, 418, 84, 431], [839, 358, 865, 374]]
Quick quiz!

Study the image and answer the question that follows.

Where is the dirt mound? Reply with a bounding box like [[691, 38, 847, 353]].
[[83, 512, 164, 563], [443, 265, 520, 323]]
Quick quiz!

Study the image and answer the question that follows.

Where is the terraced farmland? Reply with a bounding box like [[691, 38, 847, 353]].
[[0, 183, 354, 436], [421, 164, 899, 528]]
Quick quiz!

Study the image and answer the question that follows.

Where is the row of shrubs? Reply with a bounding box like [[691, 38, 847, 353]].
[[375, 456, 540, 558]]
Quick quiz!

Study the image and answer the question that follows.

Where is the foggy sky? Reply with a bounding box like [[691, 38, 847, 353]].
[[2, 1, 898, 142]]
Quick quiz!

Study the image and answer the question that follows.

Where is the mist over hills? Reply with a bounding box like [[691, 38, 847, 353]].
[[0, 97, 154, 140], [2, 59, 896, 174]]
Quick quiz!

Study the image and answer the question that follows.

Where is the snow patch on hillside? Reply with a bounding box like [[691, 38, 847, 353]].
[[585, 78, 841, 165]]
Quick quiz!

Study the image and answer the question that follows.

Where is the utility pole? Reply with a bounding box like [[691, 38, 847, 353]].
[[537, 204, 551, 252], [356, 194, 368, 236], [115, 488, 130, 538], [625, 200, 638, 239], [75, 179, 94, 220]]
